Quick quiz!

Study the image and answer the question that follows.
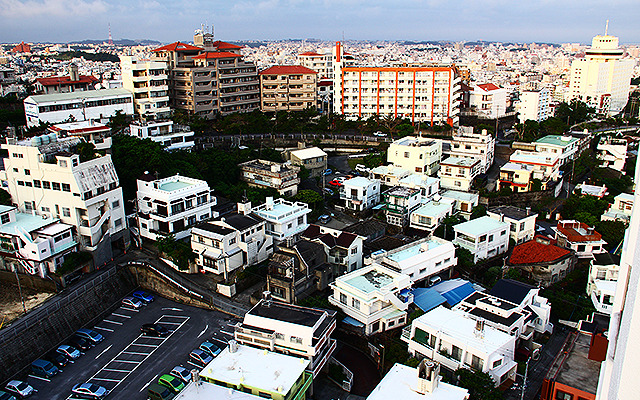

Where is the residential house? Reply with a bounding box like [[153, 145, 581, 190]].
[[554, 220, 606, 258], [344, 218, 387, 246], [387, 137, 443, 175], [252, 197, 311, 246], [402, 306, 517, 386], [48, 121, 112, 151], [499, 162, 533, 193], [488, 279, 554, 335], [120, 55, 171, 119], [136, 174, 216, 241], [409, 197, 455, 233], [302, 224, 364, 274], [534, 135, 580, 167], [574, 183, 608, 198], [34, 65, 98, 94], [284, 146, 327, 178], [128, 120, 195, 152], [367, 237, 456, 285], [234, 296, 337, 377], [586, 253, 620, 315], [601, 192, 634, 222], [442, 126, 495, 174], [398, 174, 440, 202], [440, 190, 479, 218], [468, 83, 508, 119], [382, 186, 421, 227], [508, 150, 561, 188], [453, 216, 509, 263], [340, 177, 380, 212], [329, 264, 412, 335], [239, 159, 300, 197], [438, 157, 481, 192], [370, 165, 411, 186], [508, 236, 576, 287], [597, 136, 627, 172], [487, 206, 538, 244]]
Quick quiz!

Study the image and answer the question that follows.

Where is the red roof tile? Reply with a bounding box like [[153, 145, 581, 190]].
[[36, 75, 98, 87], [211, 40, 243, 50], [299, 51, 322, 56], [477, 83, 501, 91], [508, 236, 572, 265], [11, 41, 31, 53], [259, 65, 318, 75], [191, 51, 241, 59], [152, 42, 203, 52]]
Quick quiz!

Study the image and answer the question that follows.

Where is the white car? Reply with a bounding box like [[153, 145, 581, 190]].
[[122, 296, 144, 309], [5, 380, 37, 398], [170, 366, 193, 384]]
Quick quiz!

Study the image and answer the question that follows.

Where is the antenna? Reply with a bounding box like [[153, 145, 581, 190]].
[[108, 23, 113, 45], [605, 20, 609, 36]]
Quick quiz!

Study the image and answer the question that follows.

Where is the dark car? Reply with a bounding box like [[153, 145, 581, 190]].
[[45, 350, 69, 369], [132, 290, 155, 304], [30, 359, 59, 379], [141, 323, 169, 337], [68, 335, 93, 352]]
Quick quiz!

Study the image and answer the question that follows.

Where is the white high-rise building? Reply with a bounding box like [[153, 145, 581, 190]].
[[518, 86, 552, 123], [596, 157, 640, 400], [569, 32, 634, 115], [120, 55, 171, 119]]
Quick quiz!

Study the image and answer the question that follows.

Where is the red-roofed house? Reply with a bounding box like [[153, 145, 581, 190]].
[[10, 41, 31, 54], [302, 224, 364, 274], [508, 236, 576, 287], [259, 65, 317, 112], [35, 65, 98, 94], [469, 82, 508, 119], [554, 220, 607, 258]]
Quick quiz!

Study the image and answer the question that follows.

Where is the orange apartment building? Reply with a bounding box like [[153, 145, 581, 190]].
[[259, 66, 317, 112]]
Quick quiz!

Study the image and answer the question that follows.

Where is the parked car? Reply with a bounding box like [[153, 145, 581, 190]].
[[373, 131, 387, 137], [189, 349, 213, 367], [122, 296, 144, 309], [68, 335, 93, 351], [169, 366, 192, 384], [147, 382, 175, 400], [323, 168, 332, 176], [199, 341, 221, 358], [132, 290, 154, 304], [428, 276, 442, 287], [30, 359, 59, 379], [71, 383, 109, 399], [328, 179, 342, 187], [57, 344, 81, 360], [158, 374, 185, 394], [355, 164, 369, 174], [75, 328, 104, 344], [4, 380, 36, 398], [141, 323, 169, 337], [45, 351, 69, 369], [323, 188, 334, 196], [318, 214, 331, 224], [335, 176, 347, 184], [0, 390, 17, 400]]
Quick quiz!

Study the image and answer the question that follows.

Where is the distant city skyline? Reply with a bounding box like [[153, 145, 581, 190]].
[[1, 0, 639, 45]]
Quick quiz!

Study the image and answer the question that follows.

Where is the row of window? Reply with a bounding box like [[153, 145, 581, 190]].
[[37, 97, 132, 113], [17, 180, 71, 192]]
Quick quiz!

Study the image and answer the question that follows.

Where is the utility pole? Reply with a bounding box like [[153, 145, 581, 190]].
[[13, 266, 26, 314]]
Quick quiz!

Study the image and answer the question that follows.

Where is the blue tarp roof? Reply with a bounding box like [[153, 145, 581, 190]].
[[342, 316, 365, 327], [411, 288, 447, 312]]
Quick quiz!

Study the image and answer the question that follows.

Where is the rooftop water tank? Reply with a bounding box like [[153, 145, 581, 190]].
[[31, 136, 42, 146], [40, 134, 50, 145], [48, 133, 57, 143]]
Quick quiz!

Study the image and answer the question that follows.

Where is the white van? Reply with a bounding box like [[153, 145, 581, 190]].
[[355, 164, 369, 174]]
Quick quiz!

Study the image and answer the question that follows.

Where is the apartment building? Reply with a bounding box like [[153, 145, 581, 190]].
[[438, 157, 481, 192], [398, 174, 440, 201], [239, 159, 300, 197], [329, 264, 412, 335], [508, 150, 561, 186], [48, 121, 112, 150], [23, 88, 134, 128], [302, 224, 364, 274], [387, 137, 442, 175], [370, 165, 411, 186], [409, 197, 455, 233], [382, 186, 421, 227], [368, 237, 456, 285], [586, 253, 620, 315], [136, 174, 215, 241], [252, 197, 311, 246], [284, 146, 327, 178], [402, 306, 517, 386], [336, 66, 461, 126], [0, 205, 78, 278], [340, 177, 380, 211], [259, 65, 317, 112], [453, 216, 509, 263], [120, 55, 170, 119], [234, 296, 337, 377], [487, 206, 537, 245], [152, 31, 259, 118], [597, 136, 627, 172], [534, 135, 580, 167], [442, 126, 495, 174], [601, 192, 634, 222], [517, 87, 552, 123], [554, 220, 606, 258], [34, 65, 97, 94], [298, 42, 355, 81], [1, 136, 127, 264], [468, 83, 508, 119], [488, 279, 554, 336], [569, 33, 634, 115], [128, 120, 195, 152], [508, 236, 576, 287]]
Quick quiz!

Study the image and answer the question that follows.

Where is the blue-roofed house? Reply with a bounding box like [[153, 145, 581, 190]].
[[411, 279, 477, 313]]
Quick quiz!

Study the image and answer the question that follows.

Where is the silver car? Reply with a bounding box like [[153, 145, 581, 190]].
[[5, 380, 37, 398], [169, 366, 192, 384], [57, 344, 82, 360]]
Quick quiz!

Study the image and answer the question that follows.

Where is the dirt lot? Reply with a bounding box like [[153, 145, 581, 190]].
[[0, 280, 54, 328]]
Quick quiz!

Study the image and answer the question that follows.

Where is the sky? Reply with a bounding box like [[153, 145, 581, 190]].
[[1, 0, 639, 45]]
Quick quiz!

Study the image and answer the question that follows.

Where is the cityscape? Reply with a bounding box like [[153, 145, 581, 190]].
[[0, 3, 639, 400]]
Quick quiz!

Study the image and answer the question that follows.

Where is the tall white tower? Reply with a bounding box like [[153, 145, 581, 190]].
[[596, 155, 640, 399]]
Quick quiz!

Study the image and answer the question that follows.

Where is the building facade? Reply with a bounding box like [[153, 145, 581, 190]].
[[239, 159, 300, 197], [554, 220, 607, 258], [252, 197, 311, 246], [442, 126, 495, 174], [259, 66, 317, 112], [518, 87, 552, 123], [453, 216, 509, 263], [383, 186, 421, 227], [340, 177, 381, 212], [387, 137, 442, 175], [487, 206, 537, 245], [128, 120, 195, 151], [438, 157, 481, 192], [284, 147, 327, 178], [468, 83, 508, 119], [120, 55, 171, 119]]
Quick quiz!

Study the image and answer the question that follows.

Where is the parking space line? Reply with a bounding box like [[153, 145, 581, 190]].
[[138, 336, 165, 340], [121, 307, 140, 312], [187, 361, 202, 369], [162, 307, 183, 311], [112, 313, 132, 318], [94, 326, 114, 332], [103, 319, 123, 325], [95, 344, 113, 359], [198, 324, 208, 338], [28, 375, 50, 382], [103, 368, 132, 373], [131, 343, 158, 348], [91, 377, 121, 383], [112, 359, 138, 364], [156, 321, 183, 325], [122, 351, 149, 356], [158, 314, 189, 320], [140, 375, 158, 392], [221, 329, 233, 336]]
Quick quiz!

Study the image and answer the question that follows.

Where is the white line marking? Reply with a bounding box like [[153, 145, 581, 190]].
[[198, 324, 208, 338], [112, 360, 139, 364], [138, 336, 165, 340], [187, 361, 202, 369], [122, 351, 150, 356], [220, 330, 233, 336], [112, 313, 132, 318], [158, 315, 190, 320], [120, 307, 140, 312], [28, 375, 50, 382], [95, 344, 113, 359], [103, 319, 123, 325], [90, 377, 121, 382], [162, 307, 183, 311], [103, 368, 132, 373], [130, 343, 158, 348], [156, 321, 183, 325], [94, 326, 114, 332], [140, 375, 158, 392]]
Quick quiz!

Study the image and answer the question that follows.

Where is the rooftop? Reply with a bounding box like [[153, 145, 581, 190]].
[[535, 135, 579, 147], [0, 210, 61, 236], [488, 206, 537, 221], [260, 65, 318, 75], [476, 83, 501, 91], [508, 237, 572, 265], [344, 176, 376, 188], [392, 137, 438, 148], [384, 186, 420, 198], [371, 165, 410, 177], [500, 162, 531, 172], [342, 265, 401, 294], [194, 222, 235, 237], [290, 147, 326, 159], [152, 42, 203, 52], [247, 299, 334, 328], [158, 180, 193, 192], [200, 344, 309, 395], [412, 200, 454, 219], [556, 220, 603, 243], [36, 75, 98, 87], [192, 51, 241, 59], [253, 198, 309, 220], [453, 216, 508, 237], [440, 157, 479, 168], [510, 151, 559, 166], [399, 174, 440, 188], [25, 88, 132, 104], [440, 190, 479, 203], [546, 331, 601, 395], [592, 252, 621, 266], [488, 279, 535, 305], [173, 381, 260, 400]]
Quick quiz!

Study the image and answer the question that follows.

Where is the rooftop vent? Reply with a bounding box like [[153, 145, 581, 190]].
[[263, 291, 272, 307], [229, 340, 238, 353]]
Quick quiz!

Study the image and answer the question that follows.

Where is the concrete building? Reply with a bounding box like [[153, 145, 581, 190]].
[[508, 236, 576, 287], [508, 150, 561, 186], [170, 381, 261, 400], [382, 186, 421, 227], [136, 174, 216, 241], [368, 236, 456, 285], [336, 66, 461, 126], [587, 253, 620, 315], [438, 157, 481, 192], [409, 197, 455, 233], [120, 55, 170, 119], [0, 205, 78, 277], [487, 206, 538, 245], [487, 279, 554, 335], [499, 162, 534, 193], [128, 120, 195, 152], [468, 83, 508, 119], [34, 65, 97, 94], [569, 33, 634, 115], [302, 224, 364, 274], [402, 306, 517, 386], [1, 136, 127, 264], [239, 159, 300, 197], [340, 177, 380, 212], [601, 192, 634, 222], [534, 135, 580, 167], [259, 65, 317, 112], [596, 136, 627, 172], [518, 87, 552, 123], [48, 121, 112, 151], [329, 264, 412, 335], [398, 174, 440, 202], [440, 190, 479, 217], [442, 126, 495, 174], [387, 137, 442, 175], [23, 89, 134, 128], [370, 165, 411, 186], [252, 197, 311, 246], [234, 297, 337, 377], [284, 147, 327, 178], [453, 216, 509, 263], [554, 220, 606, 258]]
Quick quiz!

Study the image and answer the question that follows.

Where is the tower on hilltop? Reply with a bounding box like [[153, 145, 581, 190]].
[[108, 23, 113, 45]]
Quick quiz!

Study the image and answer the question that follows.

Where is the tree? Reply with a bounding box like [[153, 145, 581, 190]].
[[470, 205, 487, 220], [0, 188, 12, 206], [456, 247, 475, 270], [555, 99, 594, 126], [74, 142, 97, 162], [157, 235, 196, 271], [293, 189, 323, 210], [108, 110, 129, 133], [596, 220, 626, 251], [453, 368, 503, 400], [380, 114, 403, 139], [530, 178, 543, 192]]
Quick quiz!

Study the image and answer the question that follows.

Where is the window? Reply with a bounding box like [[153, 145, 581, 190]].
[[501, 230, 506, 236], [258, 392, 272, 399], [24, 202, 34, 212], [112, 200, 120, 209], [17, 181, 24, 186], [479, 235, 487, 243], [298, 216, 304, 225], [12, 168, 17, 172], [351, 248, 357, 255], [52, 182, 61, 191], [33, 180, 41, 188], [115, 218, 122, 227], [290, 336, 303, 344], [0, 214, 9, 224], [62, 183, 71, 192], [471, 354, 484, 370], [404, 152, 410, 158], [24, 169, 30, 175], [62, 207, 71, 217], [451, 345, 463, 361], [41, 206, 50, 212], [577, 244, 586, 252], [275, 333, 284, 340], [340, 293, 347, 304], [493, 359, 502, 368], [229, 237, 236, 245], [352, 298, 360, 309], [488, 235, 494, 242], [519, 222, 526, 230], [555, 390, 573, 400]]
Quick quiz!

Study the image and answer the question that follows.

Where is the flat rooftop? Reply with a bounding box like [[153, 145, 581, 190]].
[[510, 151, 559, 165], [253, 199, 308, 220], [173, 381, 261, 400], [535, 135, 579, 147], [290, 147, 326, 159], [344, 176, 374, 188], [441, 190, 479, 203], [158, 180, 194, 191], [547, 332, 601, 395], [393, 137, 438, 147], [344, 267, 397, 294], [384, 186, 419, 197], [488, 205, 537, 221], [25, 88, 132, 104], [386, 239, 445, 264], [412, 200, 453, 219], [440, 156, 478, 167], [454, 216, 508, 236], [367, 363, 469, 400], [399, 174, 440, 187], [0, 212, 58, 235], [247, 299, 332, 328]]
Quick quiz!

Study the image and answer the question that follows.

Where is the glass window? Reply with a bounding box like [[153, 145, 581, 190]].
[[352, 298, 360, 309], [452, 345, 463, 361], [62, 183, 71, 192], [0, 213, 9, 224], [62, 207, 71, 217], [340, 293, 347, 304], [52, 182, 61, 191]]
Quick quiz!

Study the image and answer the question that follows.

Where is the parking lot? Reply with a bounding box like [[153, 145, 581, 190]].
[[21, 293, 239, 400]]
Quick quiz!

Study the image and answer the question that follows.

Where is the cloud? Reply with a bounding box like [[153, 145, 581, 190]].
[[0, 0, 108, 18]]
